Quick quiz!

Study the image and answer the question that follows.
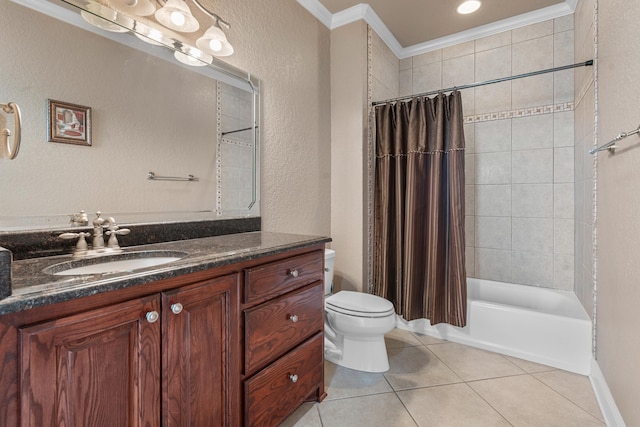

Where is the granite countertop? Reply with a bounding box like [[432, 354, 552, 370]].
[[2, 231, 331, 316]]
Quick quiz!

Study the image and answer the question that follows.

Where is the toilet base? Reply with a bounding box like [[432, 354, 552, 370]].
[[325, 334, 390, 373]]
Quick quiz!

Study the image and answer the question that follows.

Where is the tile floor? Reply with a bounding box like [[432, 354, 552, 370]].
[[280, 329, 605, 427]]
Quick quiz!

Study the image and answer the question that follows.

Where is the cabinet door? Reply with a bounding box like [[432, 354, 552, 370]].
[[20, 295, 161, 427], [162, 273, 240, 427]]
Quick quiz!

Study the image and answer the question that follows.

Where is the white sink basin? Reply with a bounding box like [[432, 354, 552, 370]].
[[44, 251, 187, 276]]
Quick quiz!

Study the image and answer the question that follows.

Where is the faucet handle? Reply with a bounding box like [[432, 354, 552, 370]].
[[60, 232, 90, 255], [105, 227, 130, 249]]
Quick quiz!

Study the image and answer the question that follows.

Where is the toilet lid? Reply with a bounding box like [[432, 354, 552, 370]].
[[326, 291, 395, 318]]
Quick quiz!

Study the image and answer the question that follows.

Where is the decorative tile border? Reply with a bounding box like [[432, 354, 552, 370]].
[[216, 81, 223, 216], [463, 102, 574, 124], [591, 0, 599, 357], [366, 25, 374, 293]]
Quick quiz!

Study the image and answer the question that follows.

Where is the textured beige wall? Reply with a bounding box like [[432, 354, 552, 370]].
[[595, 0, 640, 424], [212, 0, 332, 237], [330, 21, 368, 292]]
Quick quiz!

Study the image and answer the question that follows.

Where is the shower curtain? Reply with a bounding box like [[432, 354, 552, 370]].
[[373, 91, 467, 327]]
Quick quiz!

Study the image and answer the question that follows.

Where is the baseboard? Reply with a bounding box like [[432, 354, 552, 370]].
[[590, 358, 627, 426]]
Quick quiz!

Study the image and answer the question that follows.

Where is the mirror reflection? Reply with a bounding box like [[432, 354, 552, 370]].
[[0, 0, 259, 231]]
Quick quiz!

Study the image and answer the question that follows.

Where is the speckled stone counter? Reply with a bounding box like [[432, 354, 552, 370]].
[[0, 217, 261, 260], [1, 232, 331, 316], [0, 248, 10, 299]]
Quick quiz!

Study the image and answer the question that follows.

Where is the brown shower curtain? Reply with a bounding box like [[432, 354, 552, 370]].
[[373, 91, 467, 327]]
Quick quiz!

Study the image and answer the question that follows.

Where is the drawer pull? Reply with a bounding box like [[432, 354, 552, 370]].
[[171, 303, 183, 315], [288, 269, 299, 278], [145, 311, 159, 323], [288, 314, 299, 323], [289, 374, 298, 383]]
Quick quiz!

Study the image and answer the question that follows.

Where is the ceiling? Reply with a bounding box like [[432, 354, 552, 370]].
[[299, 0, 577, 58]]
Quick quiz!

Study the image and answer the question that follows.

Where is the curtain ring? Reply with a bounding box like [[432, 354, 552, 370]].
[[1, 101, 22, 160]]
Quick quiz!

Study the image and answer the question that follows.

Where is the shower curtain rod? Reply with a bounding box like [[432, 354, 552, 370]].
[[372, 59, 594, 106]]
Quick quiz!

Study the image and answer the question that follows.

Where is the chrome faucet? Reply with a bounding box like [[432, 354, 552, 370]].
[[69, 210, 89, 226], [92, 211, 106, 249], [60, 211, 130, 258], [104, 216, 130, 250]]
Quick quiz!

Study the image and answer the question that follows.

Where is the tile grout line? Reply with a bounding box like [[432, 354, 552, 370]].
[[314, 330, 599, 426], [529, 373, 606, 424], [415, 332, 519, 426]]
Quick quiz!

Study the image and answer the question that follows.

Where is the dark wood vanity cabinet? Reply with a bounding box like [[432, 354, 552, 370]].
[[242, 250, 326, 427], [20, 294, 163, 426], [0, 243, 326, 426], [161, 274, 239, 426], [5, 273, 240, 427]]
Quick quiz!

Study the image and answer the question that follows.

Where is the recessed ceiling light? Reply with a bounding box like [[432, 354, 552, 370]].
[[457, 0, 481, 14]]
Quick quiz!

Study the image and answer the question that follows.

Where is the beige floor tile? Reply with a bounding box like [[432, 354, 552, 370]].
[[397, 383, 511, 427], [317, 393, 418, 427], [279, 402, 322, 427], [413, 332, 447, 345], [385, 328, 424, 348], [504, 355, 557, 373], [534, 370, 604, 422], [469, 375, 605, 427], [324, 361, 392, 400], [428, 342, 526, 381], [384, 345, 462, 390]]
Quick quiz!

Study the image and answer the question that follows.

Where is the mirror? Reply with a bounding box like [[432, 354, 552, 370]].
[[0, 0, 259, 231]]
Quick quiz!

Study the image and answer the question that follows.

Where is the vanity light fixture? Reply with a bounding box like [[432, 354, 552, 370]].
[[154, 0, 199, 32], [457, 0, 481, 14], [81, 2, 132, 32], [80, 0, 235, 61], [174, 49, 207, 66], [133, 22, 164, 45], [110, 0, 156, 16], [196, 20, 233, 57]]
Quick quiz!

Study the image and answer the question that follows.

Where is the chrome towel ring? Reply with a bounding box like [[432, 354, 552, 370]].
[[1, 101, 22, 160]]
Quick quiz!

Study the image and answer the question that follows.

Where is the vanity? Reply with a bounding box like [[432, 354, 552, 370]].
[[0, 231, 330, 426]]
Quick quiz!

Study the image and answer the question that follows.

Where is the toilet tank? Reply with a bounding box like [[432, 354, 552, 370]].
[[324, 249, 335, 296]]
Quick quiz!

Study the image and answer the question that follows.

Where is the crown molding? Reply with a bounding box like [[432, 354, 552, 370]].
[[296, 0, 333, 28], [297, 0, 577, 59], [332, 4, 403, 53]]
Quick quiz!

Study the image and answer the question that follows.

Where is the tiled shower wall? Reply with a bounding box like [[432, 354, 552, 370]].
[[368, 29, 400, 289], [216, 82, 257, 217], [573, 0, 596, 319], [399, 16, 576, 290]]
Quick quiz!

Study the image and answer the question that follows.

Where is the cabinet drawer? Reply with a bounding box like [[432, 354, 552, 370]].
[[244, 250, 323, 304], [244, 282, 323, 374], [244, 333, 323, 427]]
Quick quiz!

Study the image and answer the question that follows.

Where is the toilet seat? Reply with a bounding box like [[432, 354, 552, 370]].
[[326, 291, 395, 318]]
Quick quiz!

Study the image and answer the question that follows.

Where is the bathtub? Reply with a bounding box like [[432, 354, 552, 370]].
[[397, 278, 592, 375]]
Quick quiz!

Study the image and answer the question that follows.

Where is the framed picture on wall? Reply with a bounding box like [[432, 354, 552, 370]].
[[47, 99, 92, 146]]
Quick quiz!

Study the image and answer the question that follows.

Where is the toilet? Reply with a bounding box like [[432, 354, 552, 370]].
[[323, 249, 396, 373]]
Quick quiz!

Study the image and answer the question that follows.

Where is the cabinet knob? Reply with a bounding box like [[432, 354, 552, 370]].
[[288, 314, 299, 323], [145, 311, 159, 323], [171, 303, 183, 315], [289, 374, 298, 383], [288, 269, 299, 278]]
